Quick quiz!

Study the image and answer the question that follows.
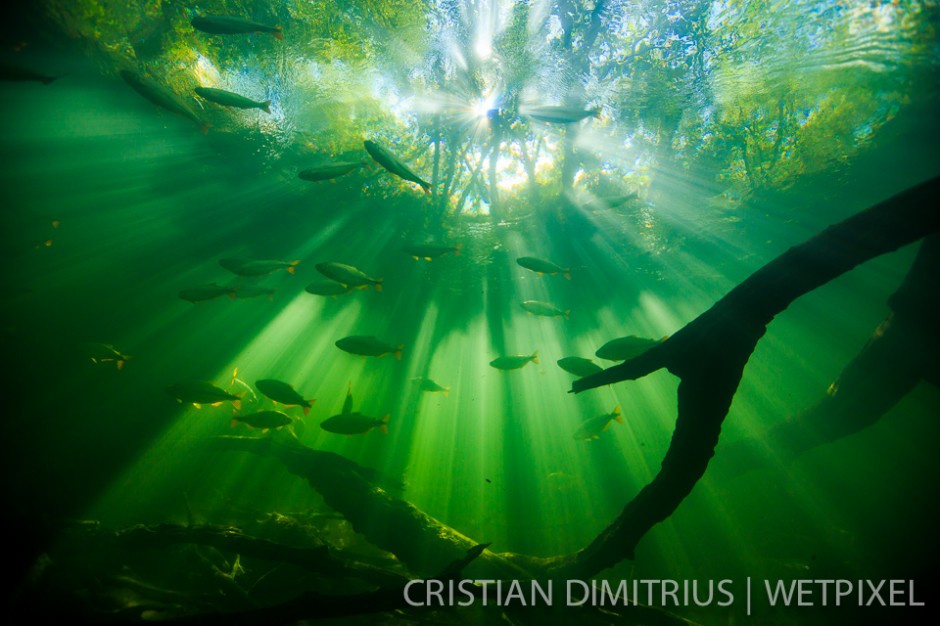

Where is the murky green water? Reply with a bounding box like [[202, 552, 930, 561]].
[[2, 1, 938, 624]]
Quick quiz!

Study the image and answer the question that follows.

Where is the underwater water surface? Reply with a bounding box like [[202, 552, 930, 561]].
[[2, 1, 939, 624]]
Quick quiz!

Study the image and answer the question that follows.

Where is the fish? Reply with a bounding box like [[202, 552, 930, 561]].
[[195, 87, 270, 113], [255, 379, 315, 415], [489, 352, 538, 370], [402, 243, 461, 261], [231, 410, 293, 430], [363, 140, 432, 194], [178, 283, 238, 303], [165, 380, 241, 409], [83, 342, 131, 370], [413, 377, 449, 395], [320, 383, 389, 435], [120, 70, 209, 133], [0, 62, 57, 85], [521, 104, 601, 124], [573, 406, 623, 440], [595, 335, 664, 361], [521, 300, 569, 319], [304, 281, 355, 297], [191, 15, 284, 40], [516, 256, 571, 279], [315, 262, 383, 291], [219, 258, 299, 277], [299, 160, 367, 182], [336, 335, 403, 360], [556, 356, 603, 378]]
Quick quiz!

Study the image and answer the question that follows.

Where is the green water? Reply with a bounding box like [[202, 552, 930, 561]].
[[2, 1, 938, 624]]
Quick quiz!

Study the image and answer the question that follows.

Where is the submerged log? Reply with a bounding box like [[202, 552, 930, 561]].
[[552, 175, 940, 578], [206, 435, 533, 580], [716, 232, 940, 474]]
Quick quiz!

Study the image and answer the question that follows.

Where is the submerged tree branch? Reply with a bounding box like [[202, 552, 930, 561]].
[[556, 175, 940, 577]]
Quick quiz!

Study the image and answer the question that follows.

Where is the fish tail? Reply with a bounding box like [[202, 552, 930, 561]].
[[287, 260, 300, 274], [374, 279, 383, 292], [444, 387, 450, 397], [394, 345, 404, 361], [564, 271, 572, 280], [273, 28, 284, 41], [422, 183, 432, 195], [565, 309, 571, 320], [230, 418, 239, 428], [532, 351, 539, 364], [303, 405, 310, 416], [43, 76, 57, 85], [454, 243, 462, 256], [380, 415, 390, 435], [262, 101, 271, 114], [613, 406, 624, 423], [232, 399, 242, 411], [116, 360, 124, 371], [200, 121, 211, 134]]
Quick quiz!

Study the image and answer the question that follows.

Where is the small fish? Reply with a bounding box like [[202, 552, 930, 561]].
[[219, 258, 299, 277], [521, 300, 569, 319], [165, 380, 241, 409], [120, 70, 209, 133], [516, 256, 571, 279], [595, 335, 664, 361], [556, 356, 603, 378], [255, 379, 315, 415], [573, 406, 623, 440], [315, 262, 383, 291], [0, 62, 57, 85], [320, 383, 389, 435], [489, 352, 538, 370], [304, 281, 355, 297], [364, 140, 432, 194], [402, 243, 461, 261], [299, 160, 367, 182], [522, 104, 601, 124], [83, 342, 131, 370], [195, 87, 270, 113], [413, 377, 449, 395], [231, 410, 293, 430], [336, 335, 403, 360], [179, 283, 238, 303], [191, 15, 284, 40]]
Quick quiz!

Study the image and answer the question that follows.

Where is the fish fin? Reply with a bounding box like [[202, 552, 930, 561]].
[[232, 399, 242, 411], [211, 401, 223, 407], [262, 101, 271, 114], [231, 368, 239, 386], [422, 184, 432, 195], [444, 388, 450, 396], [51, 219, 61, 228], [380, 415, 390, 435], [532, 351, 539, 365], [395, 345, 404, 361], [564, 272, 572, 280], [374, 280, 383, 292], [613, 405, 623, 422], [193, 403, 202, 409], [273, 28, 284, 41], [303, 404, 311, 416], [423, 256, 432, 261], [116, 360, 124, 371], [411, 255, 420, 261]]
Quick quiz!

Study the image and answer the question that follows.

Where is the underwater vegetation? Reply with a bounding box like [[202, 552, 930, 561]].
[[2, 0, 938, 625]]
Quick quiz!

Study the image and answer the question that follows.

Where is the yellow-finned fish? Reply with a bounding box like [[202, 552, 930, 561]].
[[573, 406, 623, 440]]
